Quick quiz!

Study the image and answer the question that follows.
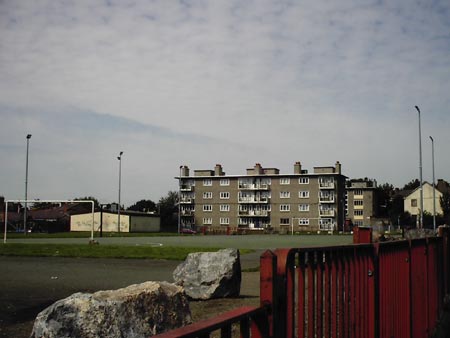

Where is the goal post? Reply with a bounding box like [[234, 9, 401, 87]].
[[3, 199, 95, 244]]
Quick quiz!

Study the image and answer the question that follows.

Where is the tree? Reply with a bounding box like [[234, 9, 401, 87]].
[[128, 199, 156, 212], [402, 179, 420, 191], [74, 196, 100, 210], [376, 183, 395, 217], [440, 192, 450, 224], [31, 202, 60, 210], [157, 191, 179, 231]]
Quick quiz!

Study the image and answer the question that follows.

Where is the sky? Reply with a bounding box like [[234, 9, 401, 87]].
[[1, 0, 449, 207]]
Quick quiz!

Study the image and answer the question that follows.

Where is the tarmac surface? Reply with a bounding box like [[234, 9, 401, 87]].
[[0, 251, 262, 338]]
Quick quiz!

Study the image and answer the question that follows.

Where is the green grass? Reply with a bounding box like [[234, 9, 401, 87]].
[[0, 243, 250, 260], [6, 232, 179, 239]]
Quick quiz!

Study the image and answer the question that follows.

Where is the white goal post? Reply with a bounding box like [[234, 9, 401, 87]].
[[3, 199, 95, 243]]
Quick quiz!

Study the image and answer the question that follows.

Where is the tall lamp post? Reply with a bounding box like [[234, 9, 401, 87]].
[[178, 166, 182, 234], [117, 151, 123, 233], [24, 134, 32, 234], [415, 106, 424, 229], [430, 136, 436, 231]]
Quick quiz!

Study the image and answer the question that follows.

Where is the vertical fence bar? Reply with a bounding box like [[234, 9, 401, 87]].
[[338, 252, 345, 338], [317, 251, 324, 338], [260, 250, 276, 338], [297, 252, 306, 338], [411, 240, 428, 338], [331, 252, 338, 338], [324, 252, 331, 338], [307, 254, 315, 338]]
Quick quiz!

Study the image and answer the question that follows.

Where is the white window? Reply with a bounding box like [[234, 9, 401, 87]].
[[280, 191, 290, 199], [299, 191, 310, 198], [280, 178, 290, 185], [203, 218, 212, 225], [354, 200, 363, 206], [203, 192, 212, 199], [220, 217, 230, 225], [299, 177, 309, 184], [280, 204, 290, 212], [220, 179, 230, 186], [220, 192, 230, 199], [220, 204, 230, 212], [203, 179, 212, 186], [354, 210, 363, 216], [298, 218, 309, 225], [203, 205, 212, 212], [354, 189, 363, 196], [299, 204, 310, 212]]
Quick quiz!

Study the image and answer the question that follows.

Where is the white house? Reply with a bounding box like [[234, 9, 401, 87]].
[[404, 182, 443, 216]]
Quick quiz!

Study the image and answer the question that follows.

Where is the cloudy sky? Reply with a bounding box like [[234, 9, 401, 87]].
[[1, 0, 449, 207]]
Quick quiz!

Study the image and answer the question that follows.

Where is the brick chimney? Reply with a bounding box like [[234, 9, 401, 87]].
[[180, 165, 190, 177], [214, 164, 224, 176], [294, 162, 302, 174], [335, 161, 341, 174]]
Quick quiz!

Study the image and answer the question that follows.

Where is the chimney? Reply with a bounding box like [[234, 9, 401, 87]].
[[180, 165, 190, 177], [214, 164, 224, 176], [254, 163, 263, 175], [294, 162, 302, 174], [335, 161, 341, 174]]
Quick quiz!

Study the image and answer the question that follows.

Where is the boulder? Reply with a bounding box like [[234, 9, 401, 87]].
[[173, 248, 241, 300], [30, 281, 191, 338]]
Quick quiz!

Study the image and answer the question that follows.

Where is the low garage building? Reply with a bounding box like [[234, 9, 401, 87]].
[[70, 210, 160, 233]]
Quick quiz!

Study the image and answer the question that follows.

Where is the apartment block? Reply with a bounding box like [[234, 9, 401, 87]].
[[177, 162, 347, 232], [346, 178, 378, 227]]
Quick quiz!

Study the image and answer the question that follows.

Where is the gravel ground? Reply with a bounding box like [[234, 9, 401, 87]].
[[0, 252, 261, 338]]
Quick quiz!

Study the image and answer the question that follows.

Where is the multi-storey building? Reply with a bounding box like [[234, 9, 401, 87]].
[[177, 162, 347, 232], [345, 178, 378, 227]]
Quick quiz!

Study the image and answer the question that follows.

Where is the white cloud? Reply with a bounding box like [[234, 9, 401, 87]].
[[0, 0, 449, 205]]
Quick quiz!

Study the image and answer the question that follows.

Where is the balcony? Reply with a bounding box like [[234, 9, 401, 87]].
[[181, 210, 195, 216], [180, 185, 193, 192], [319, 181, 335, 189], [238, 210, 270, 217], [180, 198, 193, 204], [319, 196, 335, 203], [238, 183, 269, 190], [319, 208, 335, 217], [238, 196, 269, 204]]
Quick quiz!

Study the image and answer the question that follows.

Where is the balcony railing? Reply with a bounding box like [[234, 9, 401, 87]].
[[180, 198, 193, 204], [180, 185, 193, 191], [319, 208, 335, 217], [180, 210, 194, 216], [319, 181, 335, 189], [238, 183, 269, 190], [238, 196, 269, 204], [238, 210, 270, 217], [319, 195, 335, 203]]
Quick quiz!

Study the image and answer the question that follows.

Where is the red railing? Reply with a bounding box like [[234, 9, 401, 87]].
[[155, 228, 450, 338]]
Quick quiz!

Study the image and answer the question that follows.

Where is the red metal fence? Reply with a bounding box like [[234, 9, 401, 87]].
[[155, 228, 450, 338]]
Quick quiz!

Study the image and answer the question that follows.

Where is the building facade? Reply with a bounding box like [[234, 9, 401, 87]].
[[346, 178, 379, 227], [404, 182, 443, 217], [177, 162, 347, 232]]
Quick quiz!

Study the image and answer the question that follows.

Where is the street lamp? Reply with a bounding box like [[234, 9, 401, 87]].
[[178, 165, 182, 234], [117, 151, 123, 233], [430, 136, 436, 231], [415, 106, 424, 229], [24, 134, 32, 234]]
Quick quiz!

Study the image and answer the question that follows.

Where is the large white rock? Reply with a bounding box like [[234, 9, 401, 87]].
[[30, 281, 191, 338], [173, 248, 241, 300]]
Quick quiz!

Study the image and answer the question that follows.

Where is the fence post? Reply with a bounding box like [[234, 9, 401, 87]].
[[260, 250, 276, 337], [439, 226, 450, 294]]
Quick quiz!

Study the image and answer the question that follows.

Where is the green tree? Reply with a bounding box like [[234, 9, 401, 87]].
[[157, 191, 178, 231], [128, 199, 156, 212], [74, 196, 100, 210], [31, 202, 59, 210], [402, 179, 420, 191]]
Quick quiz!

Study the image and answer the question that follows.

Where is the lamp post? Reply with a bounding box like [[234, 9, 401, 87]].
[[415, 106, 424, 229], [24, 134, 32, 234], [117, 151, 123, 233], [430, 136, 436, 231]]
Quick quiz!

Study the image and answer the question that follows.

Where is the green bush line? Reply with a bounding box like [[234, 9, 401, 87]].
[[5, 232, 179, 239], [0, 243, 246, 261]]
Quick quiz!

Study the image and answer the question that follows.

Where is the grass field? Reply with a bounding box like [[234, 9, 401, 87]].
[[1, 232, 353, 258]]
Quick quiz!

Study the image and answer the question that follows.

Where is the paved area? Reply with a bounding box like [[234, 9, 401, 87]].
[[0, 250, 262, 338]]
